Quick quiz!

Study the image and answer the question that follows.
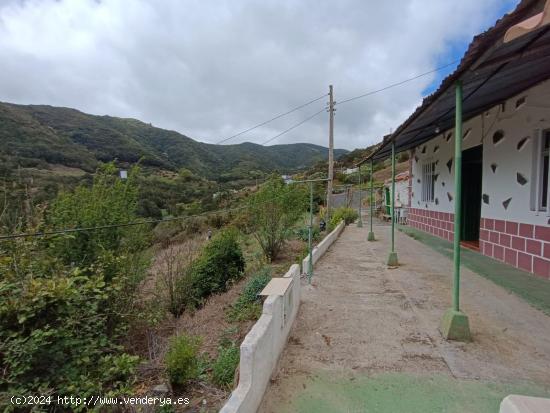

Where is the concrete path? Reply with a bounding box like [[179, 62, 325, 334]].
[[259, 223, 550, 413]]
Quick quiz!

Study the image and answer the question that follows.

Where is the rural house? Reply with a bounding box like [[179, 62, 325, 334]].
[[369, 0, 550, 278]]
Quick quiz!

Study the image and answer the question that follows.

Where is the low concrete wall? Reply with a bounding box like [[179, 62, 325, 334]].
[[219, 264, 300, 413], [220, 222, 345, 413], [500, 395, 550, 413], [302, 220, 345, 271]]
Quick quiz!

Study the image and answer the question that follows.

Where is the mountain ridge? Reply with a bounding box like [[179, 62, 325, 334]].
[[0, 101, 347, 179]]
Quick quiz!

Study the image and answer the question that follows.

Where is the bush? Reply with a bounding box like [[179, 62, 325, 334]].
[[165, 334, 201, 386], [295, 226, 320, 242], [47, 163, 148, 268], [227, 267, 271, 322], [0, 244, 140, 404], [211, 344, 239, 388], [244, 176, 307, 261], [329, 207, 358, 230], [187, 228, 245, 307], [156, 239, 203, 317]]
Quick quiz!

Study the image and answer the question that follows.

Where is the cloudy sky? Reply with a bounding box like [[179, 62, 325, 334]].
[[0, 0, 518, 150]]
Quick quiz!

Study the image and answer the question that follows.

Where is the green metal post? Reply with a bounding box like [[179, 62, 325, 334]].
[[387, 140, 398, 266], [357, 166, 363, 227], [440, 81, 471, 341], [308, 181, 314, 282], [452, 99, 462, 313], [368, 159, 375, 241]]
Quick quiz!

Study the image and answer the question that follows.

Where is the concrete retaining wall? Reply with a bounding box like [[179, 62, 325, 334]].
[[220, 221, 345, 413], [302, 220, 345, 271], [500, 395, 550, 412], [219, 264, 300, 413]]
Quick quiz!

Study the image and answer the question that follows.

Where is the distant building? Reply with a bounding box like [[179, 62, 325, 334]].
[[343, 168, 359, 175], [281, 175, 294, 184]]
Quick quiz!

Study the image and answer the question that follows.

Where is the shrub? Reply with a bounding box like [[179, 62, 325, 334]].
[[227, 267, 271, 322], [156, 239, 203, 317], [329, 207, 358, 230], [295, 226, 320, 242], [47, 163, 148, 268], [187, 228, 245, 307], [0, 245, 140, 403], [211, 344, 239, 388], [165, 334, 201, 386], [244, 176, 307, 261]]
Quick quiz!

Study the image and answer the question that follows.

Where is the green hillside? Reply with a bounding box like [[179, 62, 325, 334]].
[[0, 102, 347, 179], [0, 101, 347, 221]]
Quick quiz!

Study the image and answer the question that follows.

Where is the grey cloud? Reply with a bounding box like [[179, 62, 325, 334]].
[[0, 0, 517, 149]]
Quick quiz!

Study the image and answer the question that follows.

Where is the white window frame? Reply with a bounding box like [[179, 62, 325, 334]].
[[421, 160, 436, 203]]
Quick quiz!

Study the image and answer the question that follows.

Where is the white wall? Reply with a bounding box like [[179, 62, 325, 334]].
[[384, 180, 409, 207], [302, 220, 345, 270], [220, 264, 301, 413], [411, 79, 550, 226], [220, 220, 346, 413]]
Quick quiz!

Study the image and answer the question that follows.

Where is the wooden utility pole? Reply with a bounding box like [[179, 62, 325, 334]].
[[327, 85, 335, 218]]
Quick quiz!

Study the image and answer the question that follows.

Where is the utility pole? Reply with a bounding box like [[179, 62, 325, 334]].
[[327, 85, 335, 219]]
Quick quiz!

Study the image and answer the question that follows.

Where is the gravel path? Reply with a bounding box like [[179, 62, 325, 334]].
[[259, 223, 550, 412]]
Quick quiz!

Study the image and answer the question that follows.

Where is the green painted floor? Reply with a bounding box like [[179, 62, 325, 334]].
[[399, 226, 550, 315], [284, 372, 549, 413]]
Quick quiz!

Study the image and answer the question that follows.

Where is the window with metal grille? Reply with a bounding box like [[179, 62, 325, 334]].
[[421, 161, 436, 202]]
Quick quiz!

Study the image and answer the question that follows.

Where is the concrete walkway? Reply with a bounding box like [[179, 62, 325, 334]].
[[259, 223, 550, 413]]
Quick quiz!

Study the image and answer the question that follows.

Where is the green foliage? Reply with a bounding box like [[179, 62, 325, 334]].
[[227, 267, 271, 322], [0, 167, 151, 408], [295, 226, 320, 242], [0, 101, 347, 188], [165, 334, 201, 386], [155, 239, 203, 318], [211, 344, 239, 388], [0, 240, 139, 406], [329, 207, 358, 230], [187, 228, 245, 307], [245, 176, 308, 261], [47, 162, 148, 268]]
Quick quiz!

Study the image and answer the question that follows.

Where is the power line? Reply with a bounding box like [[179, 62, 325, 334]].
[[337, 60, 460, 105], [243, 60, 459, 146], [0, 189, 303, 241], [261, 107, 326, 145], [215, 93, 328, 144]]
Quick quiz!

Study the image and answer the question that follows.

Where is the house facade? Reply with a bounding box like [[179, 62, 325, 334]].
[[384, 171, 410, 207], [408, 80, 550, 278]]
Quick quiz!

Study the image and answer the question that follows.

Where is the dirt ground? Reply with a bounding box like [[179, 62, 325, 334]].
[[259, 222, 550, 413], [132, 234, 308, 412]]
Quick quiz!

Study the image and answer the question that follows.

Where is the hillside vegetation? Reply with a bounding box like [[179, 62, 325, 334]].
[[0, 102, 347, 180]]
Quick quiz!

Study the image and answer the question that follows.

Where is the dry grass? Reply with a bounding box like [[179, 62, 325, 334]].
[[130, 234, 306, 412], [373, 160, 409, 182]]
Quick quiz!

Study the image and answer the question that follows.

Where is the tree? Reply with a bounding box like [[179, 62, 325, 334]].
[[245, 176, 307, 261], [47, 162, 147, 268]]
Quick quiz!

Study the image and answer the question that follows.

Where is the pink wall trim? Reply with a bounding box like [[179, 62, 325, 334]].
[[480, 218, 550, 279], [407, 209, 550, 279]]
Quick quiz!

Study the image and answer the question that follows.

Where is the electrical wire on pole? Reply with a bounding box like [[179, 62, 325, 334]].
[[215, 93, 328, 144], [336, 60, 459, 106], [260, 108, 326, 145]]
